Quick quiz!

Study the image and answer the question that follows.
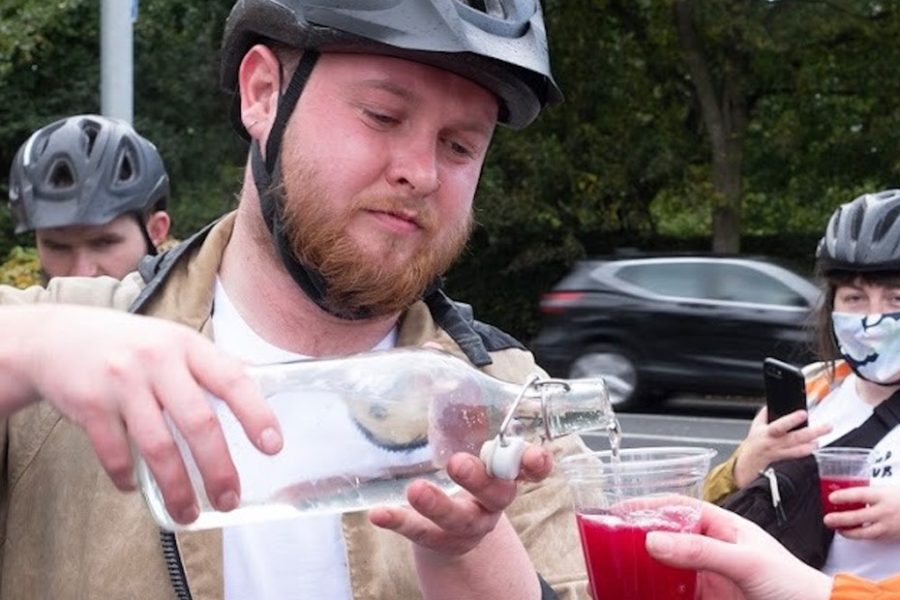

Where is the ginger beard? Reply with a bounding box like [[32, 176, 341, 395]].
[[277, 159, 474, 318]]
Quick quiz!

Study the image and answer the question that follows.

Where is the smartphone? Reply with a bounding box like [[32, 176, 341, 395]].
[[763, 357, 807, 426]]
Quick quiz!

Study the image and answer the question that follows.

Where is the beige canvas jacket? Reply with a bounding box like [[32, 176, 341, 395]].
[[0, 213, 589, 599]]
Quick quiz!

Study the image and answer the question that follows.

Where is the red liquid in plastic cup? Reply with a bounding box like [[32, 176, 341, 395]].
[[576, 506, 699, 600], [819, 476, 868, 516]]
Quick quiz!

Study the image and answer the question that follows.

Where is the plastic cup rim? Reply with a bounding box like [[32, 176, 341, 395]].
[[813, 446, 875, 465], [813, 447, 874, 457], [559, 446, 717, 477]]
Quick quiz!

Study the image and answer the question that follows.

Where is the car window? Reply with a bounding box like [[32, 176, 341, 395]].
[[615, 262, 809, 307], [705, 264, 809, 306], [615, 263, 710, 299]]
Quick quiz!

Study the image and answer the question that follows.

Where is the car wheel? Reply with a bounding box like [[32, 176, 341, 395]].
[[568, 347, 643, 410]]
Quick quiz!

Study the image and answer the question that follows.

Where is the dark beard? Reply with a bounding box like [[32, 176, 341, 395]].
[[276, 164, 473, 318]]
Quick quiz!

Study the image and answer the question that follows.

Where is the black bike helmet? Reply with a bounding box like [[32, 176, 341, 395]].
[[8, 115, 169, 234], [816, 189, 900, 275], [221, 0, 563, 133]]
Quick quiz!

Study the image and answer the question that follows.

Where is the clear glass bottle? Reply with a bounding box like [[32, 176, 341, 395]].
[[137, 347, 616, 531]]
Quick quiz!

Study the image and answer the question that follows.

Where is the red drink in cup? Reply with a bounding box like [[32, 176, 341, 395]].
[[814, 448, 872, 529], [819, 475, 868, 530], [576, 506, 699, 600], [560, 447, 716, 600]]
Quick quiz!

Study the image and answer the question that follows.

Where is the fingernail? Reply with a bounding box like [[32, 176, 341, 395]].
[[418, 487, 436, 511], [645, 531, 673, 556], [456, 456, 475, 479], [259, 428, 283, 454], [179, 504, 200, 524], [217, 490, 239, 512]]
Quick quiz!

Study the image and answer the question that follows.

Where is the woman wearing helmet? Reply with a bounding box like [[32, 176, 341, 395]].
[[7, 114, 171, 280], [704, 190, 900, 579]]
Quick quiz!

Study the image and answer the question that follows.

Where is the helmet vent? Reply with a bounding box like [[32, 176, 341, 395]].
[[81, 123, 100, 156], [850, 206, 864, 241], [48, 160, 76, 189], [464, 0, 506, 17], [874, 206, 900, 242], [116, 152, 136, 183]]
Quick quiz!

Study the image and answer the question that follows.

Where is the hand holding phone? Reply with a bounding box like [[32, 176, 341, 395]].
[[763, 357, 807, 426]]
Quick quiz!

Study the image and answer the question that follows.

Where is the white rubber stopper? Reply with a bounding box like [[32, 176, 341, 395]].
[[479, 435, 527, 480]]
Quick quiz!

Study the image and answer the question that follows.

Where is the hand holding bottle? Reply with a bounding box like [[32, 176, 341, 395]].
[[1, 304, 283, 525], [369, 443, 553, 555], [370, 444, 554, 600]]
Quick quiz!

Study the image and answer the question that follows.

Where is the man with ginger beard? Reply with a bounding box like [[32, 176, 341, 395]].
[[279, 158, 474, 317], [0, 2, 590, 599]]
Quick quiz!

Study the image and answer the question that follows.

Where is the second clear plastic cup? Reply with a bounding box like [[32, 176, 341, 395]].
[[559, 446, 716, 600], [813, 447, 873, 517]]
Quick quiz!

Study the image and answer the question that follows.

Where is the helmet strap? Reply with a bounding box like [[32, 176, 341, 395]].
[[252, 50, 375, 320], [251, 141, 372, 320], [264, 49, 319, 174], [130, 211, 159, 256], [251, 48, 444, 320]]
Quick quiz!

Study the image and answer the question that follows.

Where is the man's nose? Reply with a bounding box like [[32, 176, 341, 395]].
[[385, 137, 441, 197], [69, 252, 100, 277]]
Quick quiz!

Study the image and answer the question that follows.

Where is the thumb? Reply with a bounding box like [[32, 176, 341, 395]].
[[646, 531, 745, 575]]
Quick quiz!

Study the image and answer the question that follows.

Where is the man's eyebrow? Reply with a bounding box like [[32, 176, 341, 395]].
[[351, 79, 416, 102], [351, 78, 496, 138]]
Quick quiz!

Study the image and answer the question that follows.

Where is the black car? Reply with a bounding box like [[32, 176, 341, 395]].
[[531, 255, 821, 410]]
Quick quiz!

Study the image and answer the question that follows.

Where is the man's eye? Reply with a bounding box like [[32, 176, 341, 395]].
[[449, 141, 473, 157], [365, 111, 398, 125]]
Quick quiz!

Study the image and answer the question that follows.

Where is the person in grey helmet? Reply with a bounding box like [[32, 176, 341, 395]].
[[9, 115, 170, 279], [7, 114, 172, 281], [705, 189, 900, 579], [0, 2, 589, 599]]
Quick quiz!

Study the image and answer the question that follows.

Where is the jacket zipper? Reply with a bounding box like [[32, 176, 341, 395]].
[[161, 530, 193, 600]]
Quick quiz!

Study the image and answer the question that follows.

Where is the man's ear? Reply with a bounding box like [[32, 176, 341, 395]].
[[145, 211, 171, 248], [238, 44, 283, 145]]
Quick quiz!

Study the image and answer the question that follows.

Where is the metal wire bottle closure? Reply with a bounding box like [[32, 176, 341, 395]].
[[497, 373, 572, 446]]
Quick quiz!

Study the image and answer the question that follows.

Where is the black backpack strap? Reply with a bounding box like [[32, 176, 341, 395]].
[[422, 289, 529, 369], [128, 220, 220, 315], [830, 388, 900, 448]]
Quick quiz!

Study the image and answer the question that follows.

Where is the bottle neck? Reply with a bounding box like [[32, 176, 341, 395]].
[[504, 377, 618, 442]]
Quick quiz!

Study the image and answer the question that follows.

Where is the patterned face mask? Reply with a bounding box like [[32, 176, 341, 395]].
[[832, 311, 900, 385]]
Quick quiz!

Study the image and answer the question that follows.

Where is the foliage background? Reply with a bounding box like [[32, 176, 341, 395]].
[[1, 0, 898, 341]]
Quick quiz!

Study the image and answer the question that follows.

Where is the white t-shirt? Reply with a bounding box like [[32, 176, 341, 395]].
[[808, 375, 900, 580], [211, 279, 408, 600]]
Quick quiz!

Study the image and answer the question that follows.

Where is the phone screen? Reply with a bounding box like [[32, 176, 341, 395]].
[[763, 358, 807, 425]]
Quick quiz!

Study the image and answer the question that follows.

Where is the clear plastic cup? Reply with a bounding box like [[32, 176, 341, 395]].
[[813, 447, 873, 517], [559, 446, 716, 600]]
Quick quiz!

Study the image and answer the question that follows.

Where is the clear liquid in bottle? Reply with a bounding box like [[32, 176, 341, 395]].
[[137, 348, 615, 531]]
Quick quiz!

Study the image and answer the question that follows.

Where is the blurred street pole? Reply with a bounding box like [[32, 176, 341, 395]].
[[100, 0, 136, 123]]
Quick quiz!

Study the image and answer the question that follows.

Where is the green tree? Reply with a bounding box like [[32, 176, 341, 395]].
[[670, 0, 900, 252], [0, 0, 242, 244], [2, 0, 900, 340]]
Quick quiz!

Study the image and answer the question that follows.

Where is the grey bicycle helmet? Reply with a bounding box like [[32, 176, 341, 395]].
[[221, 0, 563, 132], [816, 189, 900, 274], [8, 115, 169, 234]]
